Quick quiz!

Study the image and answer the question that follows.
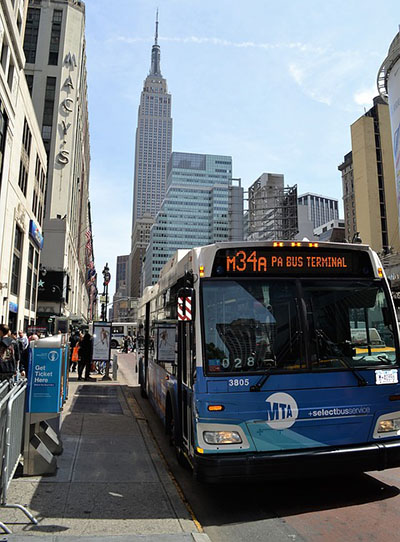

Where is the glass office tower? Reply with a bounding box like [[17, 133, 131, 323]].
[[143, 152, 241, 287]]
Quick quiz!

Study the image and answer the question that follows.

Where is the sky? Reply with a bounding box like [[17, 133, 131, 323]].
[[84, 0, 399, 296]]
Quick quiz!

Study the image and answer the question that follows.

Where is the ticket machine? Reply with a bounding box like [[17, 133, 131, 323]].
[[24, 335, 68, 475]]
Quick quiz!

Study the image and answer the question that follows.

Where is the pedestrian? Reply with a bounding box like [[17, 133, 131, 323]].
[[78, 331, 95, 381], [17, 330, 30, 377], [69, 329, 81, 372], [123, 335, 130, 353], [0, 324, 19, 381]]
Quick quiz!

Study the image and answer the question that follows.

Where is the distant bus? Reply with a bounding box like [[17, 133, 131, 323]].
[[138, 240, 400, 482], [110, 322, 137, 349]]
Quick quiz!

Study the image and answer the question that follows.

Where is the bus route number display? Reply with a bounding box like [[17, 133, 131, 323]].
[[212, 248, 373, 277]]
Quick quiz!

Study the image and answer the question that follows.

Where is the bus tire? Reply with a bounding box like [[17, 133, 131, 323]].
[[110, 339, 118, 349]]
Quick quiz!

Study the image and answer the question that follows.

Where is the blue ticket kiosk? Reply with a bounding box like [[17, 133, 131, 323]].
[[24, 336, 67, 475]]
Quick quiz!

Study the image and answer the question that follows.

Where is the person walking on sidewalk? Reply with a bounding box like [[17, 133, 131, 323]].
[[17, 330, 30, 377], [69, 329, 81, 372], [0, 324, 19, 381], [78, 331, 95, 382]]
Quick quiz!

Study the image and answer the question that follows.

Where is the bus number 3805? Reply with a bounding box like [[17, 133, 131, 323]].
[[229, 378, 250, 387]]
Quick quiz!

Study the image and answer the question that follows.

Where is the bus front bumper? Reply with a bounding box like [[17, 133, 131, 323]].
[[193, 439, 400, 483]]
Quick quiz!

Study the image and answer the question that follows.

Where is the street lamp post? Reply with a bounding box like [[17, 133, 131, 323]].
[[101, 263, 111, 322], [51, 284, 64, 316]]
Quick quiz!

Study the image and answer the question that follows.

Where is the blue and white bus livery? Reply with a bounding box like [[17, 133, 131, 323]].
[[138, 241, 400, 482]]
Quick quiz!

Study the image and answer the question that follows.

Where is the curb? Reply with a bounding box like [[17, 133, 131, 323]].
[[120, 386, 210, 540]]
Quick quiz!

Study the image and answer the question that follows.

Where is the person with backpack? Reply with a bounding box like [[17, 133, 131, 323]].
[[0, 324, 19, 381], [69, 329, 81, 372], [78, 331, 95, 382]]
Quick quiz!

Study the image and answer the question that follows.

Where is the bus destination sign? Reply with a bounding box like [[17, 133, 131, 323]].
[[212, 248, 374, 277]]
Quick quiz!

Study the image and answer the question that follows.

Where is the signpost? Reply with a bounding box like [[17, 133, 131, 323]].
[[92, 321, 112, 381], [93, 321, 112, 362]]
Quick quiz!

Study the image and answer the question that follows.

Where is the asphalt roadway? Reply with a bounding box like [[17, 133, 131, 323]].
[[129, 356, 400, 542], [0, 352, 210, 542]]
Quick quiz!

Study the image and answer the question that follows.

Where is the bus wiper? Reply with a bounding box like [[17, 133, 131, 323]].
[[250, 368, 276, 392], [314, 329, 367, 386], [250, 359, 276, 391], [339, 356, 367, 387]]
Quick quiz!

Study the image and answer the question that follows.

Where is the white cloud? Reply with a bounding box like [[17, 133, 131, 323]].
[[113, 34, 327, 55], [287, 49, 373, 107], [353, 85, 377, 106], [288, 64, 304, 85]]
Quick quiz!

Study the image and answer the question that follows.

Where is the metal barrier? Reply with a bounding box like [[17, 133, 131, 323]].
[[0, 380, 37, 534], [0, 381, 9, 403]]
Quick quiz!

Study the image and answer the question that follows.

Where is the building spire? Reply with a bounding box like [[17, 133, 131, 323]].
[[155, 8, 159, 46], [150, 9, 161, 76]]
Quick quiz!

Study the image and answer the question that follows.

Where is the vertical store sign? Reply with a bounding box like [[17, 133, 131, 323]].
[[387, 48, 400, 231], [57, 52, 77, 165]]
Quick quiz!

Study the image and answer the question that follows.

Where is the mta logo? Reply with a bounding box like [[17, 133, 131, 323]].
[[265, 392, 298, 429], [266, 402, 294, 421], [48, 350, 59, 362]]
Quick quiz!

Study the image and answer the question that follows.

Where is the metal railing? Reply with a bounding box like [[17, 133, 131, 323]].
[[0, 380, 37, 534]]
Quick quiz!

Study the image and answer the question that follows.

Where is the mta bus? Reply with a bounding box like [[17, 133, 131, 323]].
[[110, 322, 137, 349], [138, 241, 400, 482]]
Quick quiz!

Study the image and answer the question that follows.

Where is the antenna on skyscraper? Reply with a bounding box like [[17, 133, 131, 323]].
[[155, 8, 159, 45]]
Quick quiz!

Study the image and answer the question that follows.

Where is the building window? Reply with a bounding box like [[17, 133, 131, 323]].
[[22, 118, 32, 156], [18, 160, 28, 196], [25, 74, 34, 95], [0, 107, 8, 193], [0, 39, 8, 72], [32, 251, 39, 311], [7, 60, 14, 90], [42, 76, 56, 154], [48, 9, 62, 65], [23, 7, 41, 63], [25, 244, 38, 311], [11, 225, 23, 296]]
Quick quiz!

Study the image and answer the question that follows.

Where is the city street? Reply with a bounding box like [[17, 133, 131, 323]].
[[116, 354, 400, 542]]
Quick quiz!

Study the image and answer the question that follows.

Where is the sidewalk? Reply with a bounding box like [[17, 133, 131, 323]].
[[0, 355, 210, 541]]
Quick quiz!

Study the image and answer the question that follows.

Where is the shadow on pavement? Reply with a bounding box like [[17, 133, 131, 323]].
[[7, 382, 187, 527]]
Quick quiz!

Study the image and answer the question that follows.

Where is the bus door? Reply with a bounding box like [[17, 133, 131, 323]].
[[178, 321, 194, 452], [177, 288, 195, 453]]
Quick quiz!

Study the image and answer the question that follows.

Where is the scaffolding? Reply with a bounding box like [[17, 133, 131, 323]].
[[247, 181, 298, 241]]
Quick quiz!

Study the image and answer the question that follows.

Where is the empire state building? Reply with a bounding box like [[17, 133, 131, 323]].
[[129, 14, 173, 297]]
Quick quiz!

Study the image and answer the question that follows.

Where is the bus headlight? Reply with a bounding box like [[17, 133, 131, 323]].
[[203, 430, 242, 445], [374, 411, 400, 438], [377, 418, 400, 433]]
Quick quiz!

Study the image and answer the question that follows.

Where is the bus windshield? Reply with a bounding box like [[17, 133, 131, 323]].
[[202, 279, 398, 374]]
